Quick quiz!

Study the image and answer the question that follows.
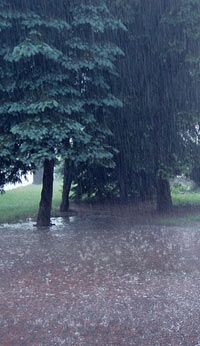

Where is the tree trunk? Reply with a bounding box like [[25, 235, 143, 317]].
[[156, 177, 173, 212], [119, 173, 128, 202], [75, 180, 82, 202], [33, 167, 43, 185], [60, 160, 73, 212], [190, 166, 200, 187], [37, 159, 54, 227]]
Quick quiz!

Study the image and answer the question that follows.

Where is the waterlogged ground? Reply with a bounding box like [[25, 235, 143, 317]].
[[1, 205, 200, 345]]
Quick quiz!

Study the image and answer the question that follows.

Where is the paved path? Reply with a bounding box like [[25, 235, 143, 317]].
[[1, 207, 200, 345]]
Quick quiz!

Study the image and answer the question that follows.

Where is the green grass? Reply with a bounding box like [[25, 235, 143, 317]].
[[2, 183, 200, 225], [155, 213, 200, 226], [172, 190, 200, 206], [0, 182, 62, 223]]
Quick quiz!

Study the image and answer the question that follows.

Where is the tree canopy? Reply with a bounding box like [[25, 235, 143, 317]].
[[0, 0, 124, 224], [1, 0, 200, 223]]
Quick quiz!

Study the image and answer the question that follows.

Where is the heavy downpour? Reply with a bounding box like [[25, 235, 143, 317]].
[[1, 1, 200, 345]]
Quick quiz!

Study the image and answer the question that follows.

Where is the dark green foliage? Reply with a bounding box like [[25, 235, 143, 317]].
[[103, 0, 200, 204], [0, 0, 125, 224], [73, 0, 200, 207], [0, 0, 123, 182], [1, 0, 200, 216]]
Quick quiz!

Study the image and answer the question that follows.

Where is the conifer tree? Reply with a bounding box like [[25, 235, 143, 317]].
[[105, 0, 200, 210]]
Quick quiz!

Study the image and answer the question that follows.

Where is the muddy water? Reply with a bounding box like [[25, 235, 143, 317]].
[[0, 205, 200, 345]]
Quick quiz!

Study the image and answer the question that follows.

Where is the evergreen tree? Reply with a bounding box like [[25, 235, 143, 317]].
[[105, 0, 200, 210]]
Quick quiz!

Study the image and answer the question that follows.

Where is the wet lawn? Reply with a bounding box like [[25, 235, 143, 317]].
[[172, 189, 200, 206], [0, 182, 62, 223], [1, 205, 200, 345], [1, 184, 200, 226]]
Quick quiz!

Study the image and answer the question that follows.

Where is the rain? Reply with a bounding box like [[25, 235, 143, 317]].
[[1, 0, 200, 345]]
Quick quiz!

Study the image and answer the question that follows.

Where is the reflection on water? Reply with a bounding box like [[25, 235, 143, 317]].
[[69, 216, 76, 223]]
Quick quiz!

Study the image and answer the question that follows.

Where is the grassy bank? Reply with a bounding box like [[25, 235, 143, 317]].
[[0, 182, 62, 223], [1, 183, 200, 224], [172, 190, 200, 206]]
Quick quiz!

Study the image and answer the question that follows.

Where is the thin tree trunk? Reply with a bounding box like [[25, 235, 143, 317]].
[[37, 159, 54, 227], [119, 172, 128, 202], [139, 171, 154, 202], [75, 180, 82, 202], [156, 176, 172, 212], [60, 160, 73, 212]]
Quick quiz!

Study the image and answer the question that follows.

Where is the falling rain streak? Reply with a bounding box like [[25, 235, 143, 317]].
[[1, 0, 200, 345]]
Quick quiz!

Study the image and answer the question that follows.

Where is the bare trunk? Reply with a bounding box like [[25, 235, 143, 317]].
[[156, 177, 172, 212], [37, 159, 54, 227], [60, 160, 73, 212], [119, 174, 128, 202], [137, 170, 154, 202]]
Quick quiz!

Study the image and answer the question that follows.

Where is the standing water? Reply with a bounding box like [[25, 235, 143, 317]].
[[1, 0, 200, 345], [1, 205, 200, 345]]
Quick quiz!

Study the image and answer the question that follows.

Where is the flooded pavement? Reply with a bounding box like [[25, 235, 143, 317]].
[[1, 206, 200, 345]]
